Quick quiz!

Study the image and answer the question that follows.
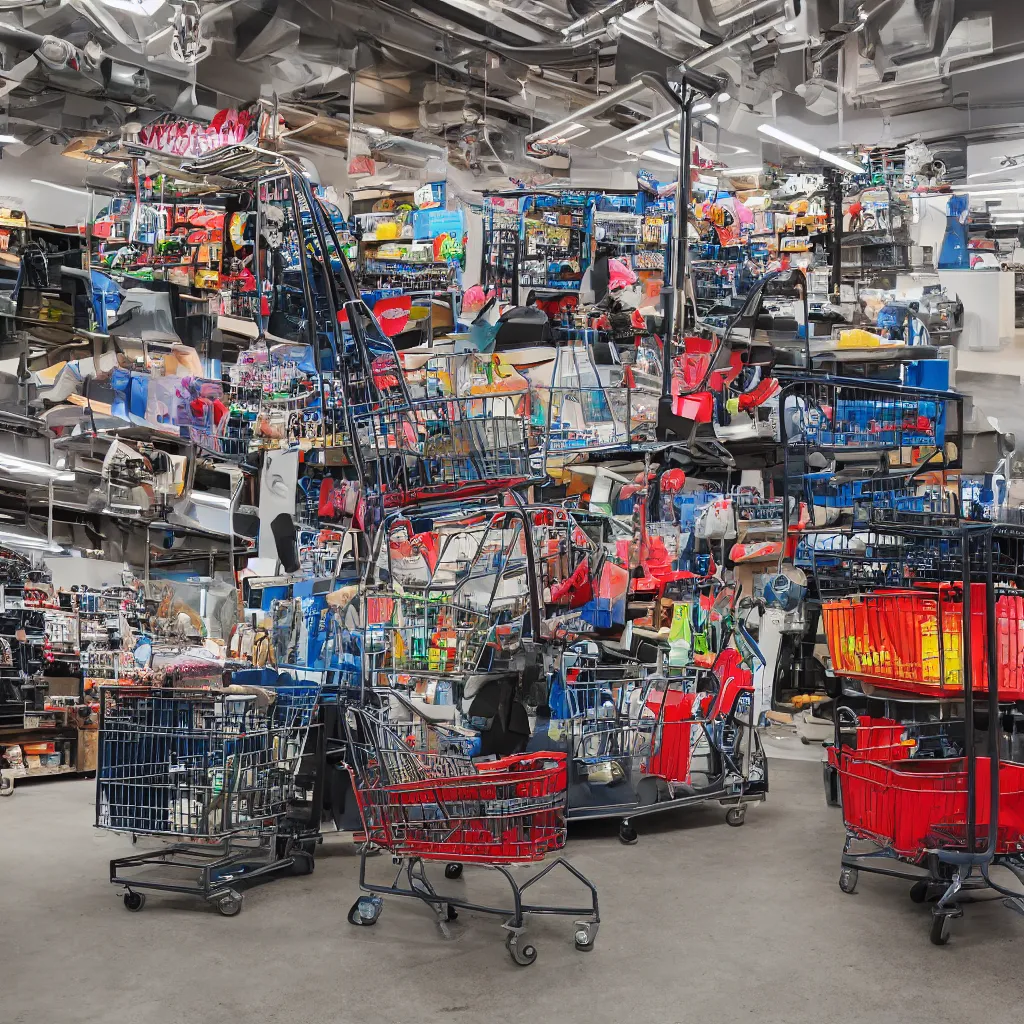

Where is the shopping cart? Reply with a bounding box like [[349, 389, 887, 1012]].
[[96, 682, 323, 915], [820, 518, 1024, 944], [352, 394, 538, 509], [342, 704, 599, 964]]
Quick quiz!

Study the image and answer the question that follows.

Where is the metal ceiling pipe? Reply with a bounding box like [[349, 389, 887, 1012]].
[[370, 0, 610, 67], [689, 13, 789, 67], [561, 0, 646, 38]]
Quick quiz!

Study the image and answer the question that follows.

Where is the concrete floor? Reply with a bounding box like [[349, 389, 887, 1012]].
[[4, 758, 1024, 1024]]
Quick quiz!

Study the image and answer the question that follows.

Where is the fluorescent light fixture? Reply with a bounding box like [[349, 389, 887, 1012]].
[[702, 112, 720, 125], [692, 101, 712, 114], [717, 92, 732, 103], [537, 121, 590, 144], [967, 164, 1024, 180], [954, 185, 1024, 197], [590, 109, 680, 150], [641, 149, 682, 167], [0, 134, 19, 144], [0, 529, 63, 553], [819, 151, 866, 175], [720, 165, 764, 176], [758, 125, 864, 174], [757, 123, 819, 158], [718, 0, 783, 27], [30, 178, 91, 196], [0, 454, 75, 483]]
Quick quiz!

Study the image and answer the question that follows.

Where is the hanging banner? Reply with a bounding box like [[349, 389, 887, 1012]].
[[138, 107, 257, 158]]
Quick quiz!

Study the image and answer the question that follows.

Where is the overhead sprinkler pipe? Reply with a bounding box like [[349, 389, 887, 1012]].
[[561, 0, 647, 38]]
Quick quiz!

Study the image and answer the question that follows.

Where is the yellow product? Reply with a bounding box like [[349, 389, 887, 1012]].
[[837, 328, 884, 348]]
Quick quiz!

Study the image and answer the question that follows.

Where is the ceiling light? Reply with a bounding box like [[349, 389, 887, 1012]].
[[717, 92, 731, 103], [967, 164, 1024, 180], [537, 121, 590, 144], [702, 112, 719, 125], [757, 125, 864, 174], [0, 529, 64, 553], [720, 165, 764, 176], [954, 185, 1024, 197], [0, 134, 19, 144], [0, 454, 75, 482], [757, 123, 819, 158], [590, 109, 680, 149], [641, 149, 682, 167], [30, 179, 91, 196], [819, 151, 866, 175], [692, 101, 712, 114]]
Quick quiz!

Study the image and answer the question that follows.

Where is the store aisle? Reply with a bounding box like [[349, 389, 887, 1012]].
[[3, 760, 1023, 1024]]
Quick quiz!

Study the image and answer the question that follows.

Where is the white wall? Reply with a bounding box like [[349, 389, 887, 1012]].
[[0, 145, 98, 225]]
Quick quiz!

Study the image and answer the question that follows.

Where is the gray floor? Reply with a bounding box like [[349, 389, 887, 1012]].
[[4, 758, 1024, 1024]]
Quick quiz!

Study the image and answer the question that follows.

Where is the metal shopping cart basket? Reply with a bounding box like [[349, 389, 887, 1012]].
[[352, 394, 538, 509], [342, 704, 599, 965], [818, 516, 1024, 944], [96, 682, 323, 915]]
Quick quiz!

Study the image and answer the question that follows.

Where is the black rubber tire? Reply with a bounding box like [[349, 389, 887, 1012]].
[[123, 891, 145, 912], [574, 939, 595, 952], [618, 821, 639, 845], [910, 880, 929, 904], [291, 851, 314, 876], [930, 914, 952, 946], [726, 806, 746, 827], [839, 867, 858, 894], [444, 863, 463, 880], [446, 905, 458, 921]]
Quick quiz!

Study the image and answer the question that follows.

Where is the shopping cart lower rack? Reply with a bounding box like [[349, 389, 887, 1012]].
[[343, 705, 599, 965], [96, 683, 323, 915]]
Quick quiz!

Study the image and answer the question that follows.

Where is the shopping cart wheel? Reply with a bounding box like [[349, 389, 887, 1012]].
[[506, 934, 537, 967], [910, 880, 930, 904], [123, 891, 146, 912], [290, 851, 315, 876], [217, 894, 242, 917], [726, 805, 746, 827], [348, 895, 383, 927], [444, 863, 463, 880], [618, 821, 639, 845], [574, 923, 598, 952], [930, 913, 952, 946], [839, 867, 859, 894]]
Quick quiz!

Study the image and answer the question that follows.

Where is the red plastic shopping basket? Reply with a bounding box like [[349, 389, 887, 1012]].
[[833, 752, 1024, 859], [349, 750, 568, 864], [822, 583, 1024, 700]]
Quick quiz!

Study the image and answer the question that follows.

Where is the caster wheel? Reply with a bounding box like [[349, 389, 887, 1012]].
[[726, 806, 746, 827], [123, 891, 146, 912], [446, 905, 458, 921], [444, 863, 463, 880], [930, 913, 952, 946], [618, 821, 639, 845], [574, 928, 595, 952], [348, 896, 382, 926], [910, 880, 929, 904], [506, 934, 537, 967], [217, 895, 242, 917], [839, 867, 859, 894], [290, 851, 314, 876], [800, 736, 811, 745]]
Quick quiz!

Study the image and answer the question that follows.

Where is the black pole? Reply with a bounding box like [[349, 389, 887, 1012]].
[[984, 526, 1000, 857], [962, 527, 975, 854], [657, 89, 694, 440], [829, 169, 843, 301]]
